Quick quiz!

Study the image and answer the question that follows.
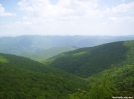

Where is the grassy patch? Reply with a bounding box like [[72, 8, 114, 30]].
[[0, 55, 8, 63]]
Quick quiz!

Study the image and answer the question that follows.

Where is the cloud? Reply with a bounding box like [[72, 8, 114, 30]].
[[22, 21, 32, 25], [0, 4, 16, 16], [104, 2, 134, 15], [109, 16, 134, 22], [109, 17, 117, 21], [4, 21, 33, 30], [23, 16, 28, 19], [111, 2, 134, 14], [17, 0, 101, 21], [107, 16, 134, 34], [1, 0, 133, 36], [17, 0, 103, 34], [17, 0, 134, 23]]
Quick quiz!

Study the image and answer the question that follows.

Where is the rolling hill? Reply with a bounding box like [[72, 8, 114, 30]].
[[0, 53, 87, 99], [69, 64, 134, 98], [46, 40, 134, 78], [20, 46, 76, 61], [1, 39, 134, 99], [0, 35, 134, 61]]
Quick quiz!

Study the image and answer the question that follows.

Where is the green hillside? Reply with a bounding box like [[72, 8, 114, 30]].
[[0, 53, 87, 99], [21, 46, 76, 61], [0, 35, 134, 62], [0, 55, 8, 63], [46, 40, 134, 77], [1, 40, 134, 99], [69, 64, 134, 99]]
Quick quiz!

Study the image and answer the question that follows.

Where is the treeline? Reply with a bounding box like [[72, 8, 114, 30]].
[[1, 40, 134, 99], [46, 41, 134, 77], [69, 65, 134, 99], [0, 53, 87, 99]]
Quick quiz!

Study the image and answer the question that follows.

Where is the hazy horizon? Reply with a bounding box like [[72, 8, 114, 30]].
[[0, 0, 134, 36], [1, 34, 134, 37], [0, 34, 134, 37]]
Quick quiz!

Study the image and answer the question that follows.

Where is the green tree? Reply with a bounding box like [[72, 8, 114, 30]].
[[70, 72, 118, 99]]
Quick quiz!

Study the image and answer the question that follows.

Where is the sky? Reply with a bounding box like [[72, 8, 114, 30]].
[[0, 0, 134, 36]]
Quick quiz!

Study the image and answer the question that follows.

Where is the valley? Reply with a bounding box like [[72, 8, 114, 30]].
[[1, 0, 134, 98], [0, 36, 134, 99], [0, 35, 134, 61], [0, 53, 87, 99]]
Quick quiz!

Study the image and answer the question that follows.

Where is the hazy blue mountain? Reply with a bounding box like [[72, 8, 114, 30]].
[[21, 46, 76, 61], [0, 35, 134, 61]]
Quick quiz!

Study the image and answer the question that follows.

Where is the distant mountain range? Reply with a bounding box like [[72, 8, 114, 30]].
[[0, 39, 134, 98], [0, 35, 134, 61]]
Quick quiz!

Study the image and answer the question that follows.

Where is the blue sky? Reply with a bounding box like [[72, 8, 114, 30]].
[[0, 0, 134, 36]]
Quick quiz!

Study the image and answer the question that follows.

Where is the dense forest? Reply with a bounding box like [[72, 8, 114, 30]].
[[0, 40, 134, 99], [46, 40, 134, 77], [0, 54, 87, 99], [69, 64, 134, 99]]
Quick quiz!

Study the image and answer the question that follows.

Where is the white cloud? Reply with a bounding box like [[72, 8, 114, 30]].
[[17, 0, 101, 21], [103, 2, 134, 16], [1, 0, 134, 36], [111, 2, 134, 14], [23, 16, 28, 19], [4, 21, 33, 29], [22, 21, 32, 25], [0, 4, 16, 16], [109, 17, 117, 21], [109, 16, 134, 22], [106, 16, 134, 35], [17, 0, 134, 23]]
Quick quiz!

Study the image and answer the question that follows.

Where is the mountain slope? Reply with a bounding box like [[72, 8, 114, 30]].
[[21, 46, 76, 61], [46, 40, 134, 78], [0, 35, 134, 61], [69, 64, 134, 99], [0, 53, 87, 99]]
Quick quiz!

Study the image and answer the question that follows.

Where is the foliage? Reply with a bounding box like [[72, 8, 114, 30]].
[[46, 40, 134, 77], [1, 35, 134, 61], [1, 40, 134, 99], [22, 46, 76, 62], [69, 65, 134, 99], [0, 53, 87, 99], [0, 55, 8, 63], [69, 70, 117, 99]]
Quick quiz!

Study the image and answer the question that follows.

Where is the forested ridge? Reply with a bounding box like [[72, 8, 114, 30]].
[[0, 40, 134, 99], [0, 53, 87, 99], [1, 35, 134, 61], [46, 40, 134, 78], [21, 46, 76, 62], [69, 64, 134, 99]]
